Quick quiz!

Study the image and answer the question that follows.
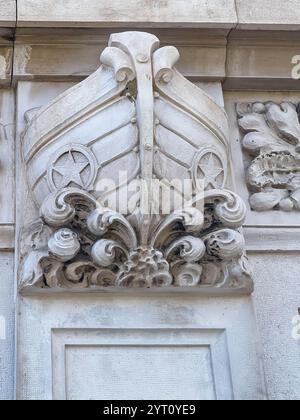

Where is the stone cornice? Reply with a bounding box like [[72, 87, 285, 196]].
[[2, 1, 300, 31], [16, 0, 238, 29], [244, 227, 300, 253], [0, 0, 16, 28], [1, 2, 300, 88]]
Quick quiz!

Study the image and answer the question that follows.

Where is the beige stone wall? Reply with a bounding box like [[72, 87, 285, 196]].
[[1, 1, 300, 400]]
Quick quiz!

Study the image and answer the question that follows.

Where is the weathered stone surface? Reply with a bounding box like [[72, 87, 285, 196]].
[[19, 31, 252, 294], [17, 294, 265, 400], [12, 29, 300, 91], [13, 29, 228, 82], [244, 227, 300, 253], [5, 0, 300, 31], [0, 225, 15, 251], [17, 0, 237, 28], [0, 47, 13, 85], [237, 0, 300, 30], [0, 252, 15, 400], [225, 31, 300, 91], [225, 90, 300, 227], [16, 0, 300, 30], [0, 0, 16, 27], [1, 1, 298, 402], [0, 90, 15, 222]]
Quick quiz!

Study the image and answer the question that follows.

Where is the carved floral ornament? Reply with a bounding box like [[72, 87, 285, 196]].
[[238, 102, 300, 212], [20, 32, 253, 294]]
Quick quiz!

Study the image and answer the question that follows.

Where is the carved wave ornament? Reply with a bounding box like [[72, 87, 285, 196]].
[[238, 102, 300, 212], [20, 32, 253, 294]]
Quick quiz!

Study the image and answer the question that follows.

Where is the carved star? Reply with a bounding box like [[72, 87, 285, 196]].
[[199, 153, 224, 189], [52, 150, 89, 189]]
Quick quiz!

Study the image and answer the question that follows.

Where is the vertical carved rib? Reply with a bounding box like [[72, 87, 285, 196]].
[[109, 32, 160, 245]]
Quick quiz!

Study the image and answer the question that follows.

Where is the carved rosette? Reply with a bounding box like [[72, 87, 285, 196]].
[[20, 32, 253, 294], [238, 102, 300, 212]]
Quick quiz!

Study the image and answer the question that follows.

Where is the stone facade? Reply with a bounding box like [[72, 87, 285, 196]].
[[0, 1, 300, 400]]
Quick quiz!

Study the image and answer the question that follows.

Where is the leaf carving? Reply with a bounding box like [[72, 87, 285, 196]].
[[238, 101, 300, 212]]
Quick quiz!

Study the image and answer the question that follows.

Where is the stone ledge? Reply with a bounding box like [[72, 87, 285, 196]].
[[0, 0, 16, 27], [14, 0, 300, 31], [236, 0, 300, 30], [244, 227, 300, 253], [2, 1, 300, 31], [11, 28, 300, 91], [224, 30, 300, 90], [0, 225, 15, 250], [19, 286, 252, 297], [12, 28, 228, 82], [17, 0, 238, 29], [0, 47, 13, 85]]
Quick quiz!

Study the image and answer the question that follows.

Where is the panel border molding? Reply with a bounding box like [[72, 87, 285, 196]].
[[52, 327, 233, 401]]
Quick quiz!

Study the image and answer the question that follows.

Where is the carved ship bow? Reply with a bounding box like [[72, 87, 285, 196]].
[[20, 32, 253, 294]]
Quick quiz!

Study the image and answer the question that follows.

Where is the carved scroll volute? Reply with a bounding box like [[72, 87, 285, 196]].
[[153, 46, 180, 84], [100, 47, 135, 83]]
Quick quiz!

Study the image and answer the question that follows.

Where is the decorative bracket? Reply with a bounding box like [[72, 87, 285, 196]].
[[20, 32, 253, 294]]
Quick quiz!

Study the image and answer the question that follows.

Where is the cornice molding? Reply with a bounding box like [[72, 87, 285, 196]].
[[0, 224, 15, 251], [5, 28, 300, 90], [0, 0, 16, 28], [244, 227, 300, 253], [16, 0, 238, 29], [18, 31, 253, 294], [2, 1, 300, 31]]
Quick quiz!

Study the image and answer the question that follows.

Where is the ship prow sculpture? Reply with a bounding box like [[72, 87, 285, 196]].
[[20, 31, 253, 294]]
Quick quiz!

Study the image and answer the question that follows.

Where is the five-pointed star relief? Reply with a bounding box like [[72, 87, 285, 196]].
[[52, 150, 89, 188], [199, 153, 224, 189]]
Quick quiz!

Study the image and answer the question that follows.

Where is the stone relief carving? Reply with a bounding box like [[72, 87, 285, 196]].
[[238, 102, 300, 212], [19, 32, 253, 293], [20, 187, 251, 291]]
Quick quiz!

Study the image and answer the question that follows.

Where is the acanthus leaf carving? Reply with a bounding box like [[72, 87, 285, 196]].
[[20, 187, 252, 293]]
